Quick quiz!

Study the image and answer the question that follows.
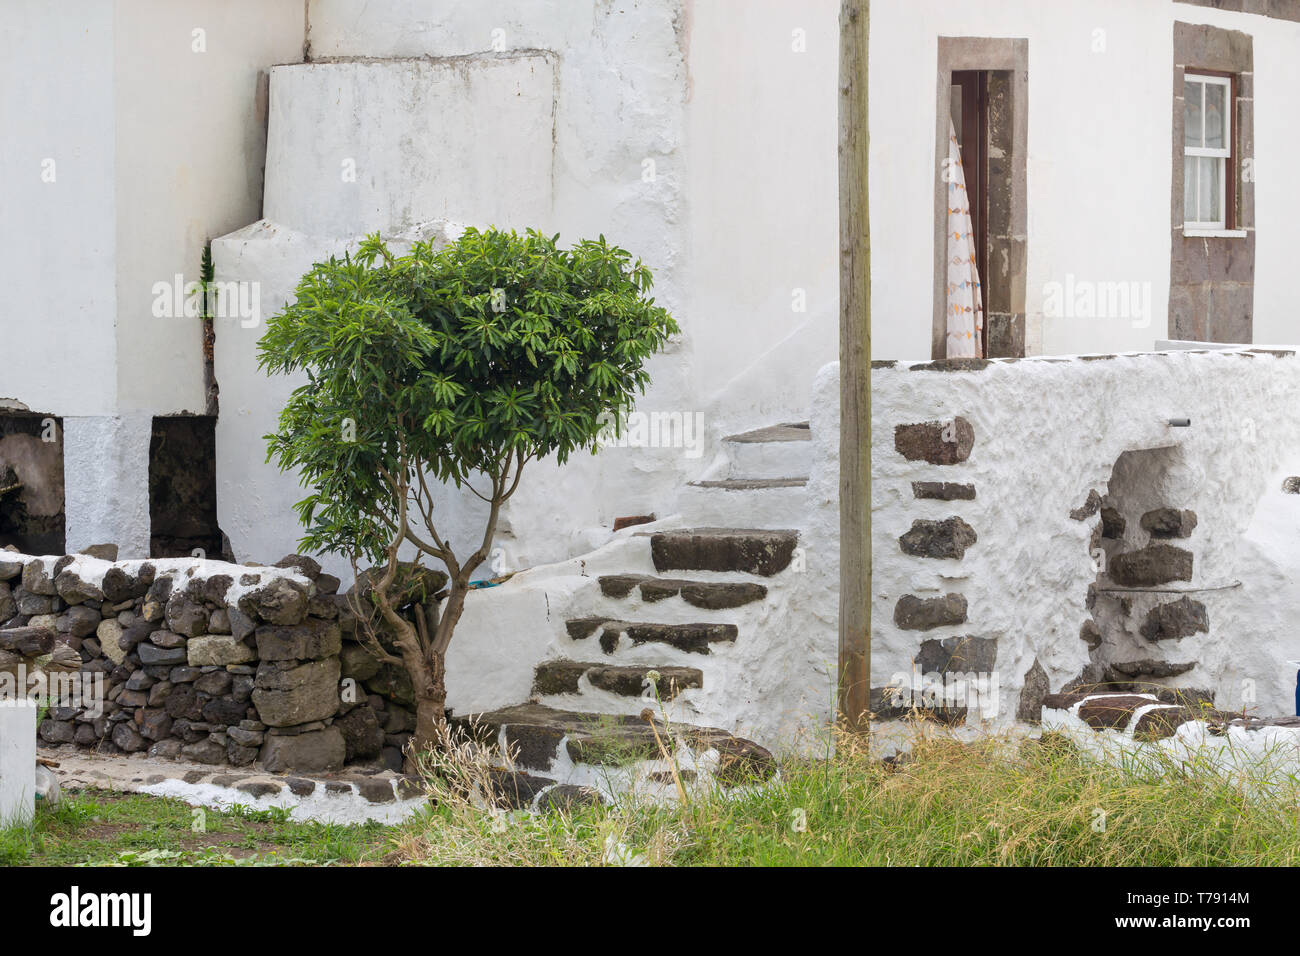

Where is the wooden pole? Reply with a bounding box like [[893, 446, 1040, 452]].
[[837, 0, 871, 734]]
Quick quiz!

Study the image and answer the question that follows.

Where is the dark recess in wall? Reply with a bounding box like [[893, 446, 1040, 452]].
[[149, 415, 230, 560], [0, 413, 66, 554]]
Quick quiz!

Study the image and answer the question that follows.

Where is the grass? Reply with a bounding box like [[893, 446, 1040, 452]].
[[8, 729, 1300, 866], [0, 792, 392, 866], [389, 731, 1300, 866]]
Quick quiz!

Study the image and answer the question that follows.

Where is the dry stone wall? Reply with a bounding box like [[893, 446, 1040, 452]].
[[0, 547, 422, 773]]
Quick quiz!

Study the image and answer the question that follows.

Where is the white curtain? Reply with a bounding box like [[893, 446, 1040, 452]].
[[946, 119, 984, 359]]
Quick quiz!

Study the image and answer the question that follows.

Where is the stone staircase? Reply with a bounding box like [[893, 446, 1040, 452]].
[[680, 422, 812, 527], [463, 424, 812, 793]]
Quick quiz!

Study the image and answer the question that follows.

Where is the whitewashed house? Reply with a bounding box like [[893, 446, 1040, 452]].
[[5, 0, 1300, 748]]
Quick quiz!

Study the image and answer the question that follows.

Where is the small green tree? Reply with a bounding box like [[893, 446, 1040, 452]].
[[258, 228, 678, 761]]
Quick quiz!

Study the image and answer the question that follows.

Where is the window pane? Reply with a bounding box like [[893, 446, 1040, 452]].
[[1199, 156, 1222, 223], [1184, 80, 1203, 146], [1204, 81, 1226, 149], [1184, 156, 1198, 221]]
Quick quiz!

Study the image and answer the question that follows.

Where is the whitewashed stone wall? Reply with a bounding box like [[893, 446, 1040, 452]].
[[806, 349, 1300, 728]]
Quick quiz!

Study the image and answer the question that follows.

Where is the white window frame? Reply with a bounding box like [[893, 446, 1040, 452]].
[[1183, 72, 1233, 234]]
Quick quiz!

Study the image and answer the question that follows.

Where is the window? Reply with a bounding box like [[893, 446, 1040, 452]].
[[1183, 72, 1234, 232]]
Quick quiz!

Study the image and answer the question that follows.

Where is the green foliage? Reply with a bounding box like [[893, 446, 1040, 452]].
[[258, 228, 677, 565]]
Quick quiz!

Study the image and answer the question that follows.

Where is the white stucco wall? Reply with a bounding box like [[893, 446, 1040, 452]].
[[2, 0, 303, 557], [113, 0, 305, 417], [1, 0, 117, 418]]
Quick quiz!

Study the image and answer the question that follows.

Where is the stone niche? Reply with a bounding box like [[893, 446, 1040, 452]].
[[1077, 444, 1208, 695], [0, 414, 65, 555], [1, 549, 429, 773]]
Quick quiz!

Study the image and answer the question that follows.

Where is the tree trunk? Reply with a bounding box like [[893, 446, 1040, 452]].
[[408, 658, 447, 774]]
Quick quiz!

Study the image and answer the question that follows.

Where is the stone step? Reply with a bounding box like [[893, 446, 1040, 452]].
[[648, 528, 799, 577], [678, 478, 809, 527], [723, 422, 811, 444], [533, 660, 703, 699], [597, 574, 767, 609], [452, 702, 776, 784], [722, 422, 811, 479], [690, 477, 808, 490], [565, 617, 739, 655]]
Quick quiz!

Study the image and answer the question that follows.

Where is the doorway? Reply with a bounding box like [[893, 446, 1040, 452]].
[[951, 70, 989, 356], [933, 39, 1028, 361]]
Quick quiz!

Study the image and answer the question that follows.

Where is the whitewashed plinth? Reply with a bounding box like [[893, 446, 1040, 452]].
[[0, 700, 37, 827]]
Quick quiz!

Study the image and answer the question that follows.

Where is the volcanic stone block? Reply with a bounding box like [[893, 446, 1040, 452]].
[[193, 670, 233, 696], [100, 565, 150, 602], [186, 634, 256, 667], [138, 708, 173, 742], [1108, 545, 1193, 587], [620, 622, 738, 655], [259, 725, 346, 772], [57, 606, 100, 639], [149, 629, 185, 649], [1100, 507, 1126, 539], [1077, 694, 1153, 730], [911, 481, 976, 501], [1133, 705, 1201, 741], [0, 583, 13, 623], [181, 739, 226, 765], [1106, 659, 1196, 680], [915, 635, 998, 674], [533, 660, 590, 696], [1016, 659, 1050, 722], [137, 643, 187, 666], [21, 561, 56, 596], [0, 625, 56, 657], [54, 570, 102, 605], [274, 554, 321, 580], [893, 593, 967, 630], [39, 719, 75, 744], [201, 698, 247, 726], [1079, 619, 1103, 649], [1139, 508, 1198, 539], [252, 658, 341, 727], [166, 594, 209, 637], [339, 643, 381, 681], [649, 528, 799, 576], [226, 606, 257, 641], [1140, 596, 1209, 642], [16, 592, 51, 616], [898, 517, 977, 560], [1069, 489, 1103, 521], [254, 618, 342, 662], [335, 705, 385, 761], [893, 417, 974, 465], [588, 665, 702, 699], [238, 577, 309, 625], [111, 722, 147, 753]]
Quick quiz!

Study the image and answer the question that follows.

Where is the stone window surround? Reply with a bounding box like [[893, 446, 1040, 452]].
[[932, 37, 1028, 361], [1169, 21, 1255, 343], [1175, 0, 1300, 23]]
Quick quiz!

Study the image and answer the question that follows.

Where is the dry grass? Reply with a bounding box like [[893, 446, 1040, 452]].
[[388, 728, 1300, 866]]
